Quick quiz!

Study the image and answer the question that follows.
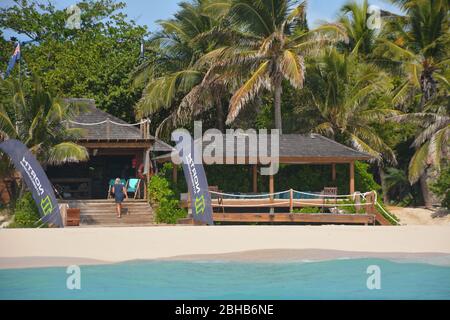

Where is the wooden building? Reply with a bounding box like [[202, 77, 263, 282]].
[[46, 99, 173, 199], [155, 133, 372, 195]]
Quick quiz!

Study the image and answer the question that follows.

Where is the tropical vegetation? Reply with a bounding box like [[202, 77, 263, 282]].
[[1, 0, 449, 212]]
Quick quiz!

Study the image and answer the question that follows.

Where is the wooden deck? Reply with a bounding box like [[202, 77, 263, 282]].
[[180, 191, 391, 225], [212, 213, 376, 225]]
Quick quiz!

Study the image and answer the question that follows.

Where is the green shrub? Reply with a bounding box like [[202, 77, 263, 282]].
[[431, 165, 450, 209], [155, 198, 187, 224], [148, 174, 173, 205], [292, 207, 321, 213], [335, 199, 359, 214], [321, 199, 366, 214], [8, 192, 41, 228], [148, 173, 187, 224]]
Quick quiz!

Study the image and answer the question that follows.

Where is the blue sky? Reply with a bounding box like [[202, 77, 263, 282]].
[[1, 0, 401, 41]]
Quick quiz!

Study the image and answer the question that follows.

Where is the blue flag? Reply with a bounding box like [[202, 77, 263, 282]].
[[4, 43, 21, 79]]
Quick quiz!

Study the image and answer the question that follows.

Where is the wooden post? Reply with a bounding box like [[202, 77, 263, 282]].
[[269, 174, 274, 200], [354, 192, 361, 213], [145, 118, 150, 139], [172, 164, 178, 184], [289, 189, 293, 213], [349, 161, 355, 194], [106, 118, 111, 140], [332, 163, 336, 181], [365, 191, 375, 215], [252, 165, 258, 193]]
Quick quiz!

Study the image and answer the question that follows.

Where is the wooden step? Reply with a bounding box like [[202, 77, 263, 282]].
[[80, 215, 154, 224], [62, 199, 156, 226]]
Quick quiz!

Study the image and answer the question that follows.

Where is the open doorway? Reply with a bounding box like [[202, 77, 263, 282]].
[[47, 155, 135, 199]]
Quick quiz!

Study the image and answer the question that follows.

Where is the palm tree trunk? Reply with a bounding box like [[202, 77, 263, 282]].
[[420, 171, 432, 208], [418, 67, 436, 208], [379, 166, 390, 203], [215, 97, 224, 133], [273, 79, 283, 132]]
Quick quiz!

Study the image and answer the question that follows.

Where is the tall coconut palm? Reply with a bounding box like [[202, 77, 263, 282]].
[[134, 0, 229, 135], [379, 0, 449, 206], [392, 103, 449, 185], [0, 76, 88, 168], [339, 0, 379, 56], [310, 49, 398, 164], [202, 0, 348, 132], [379, 0, 449, 109]]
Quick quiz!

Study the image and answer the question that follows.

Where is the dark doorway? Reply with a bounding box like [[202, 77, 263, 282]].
[[47, 155, 135, 199]]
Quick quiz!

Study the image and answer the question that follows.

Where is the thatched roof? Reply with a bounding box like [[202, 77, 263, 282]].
[[65, 98, 173, 152], [154, 133, 371, 163]]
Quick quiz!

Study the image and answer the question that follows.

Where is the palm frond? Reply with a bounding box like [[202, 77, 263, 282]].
[[280, 50, 305, 89], [227, 60, 270, 124], [408, 141, 430, 184], [348, 133, 382, 162], [47, 142, 89, 165], [427, 125, 449, 171], [313, 122, 335, 137]]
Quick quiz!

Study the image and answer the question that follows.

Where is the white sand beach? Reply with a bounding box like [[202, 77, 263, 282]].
[[389, 206, 450, 225], [1, 225, 450, 269]]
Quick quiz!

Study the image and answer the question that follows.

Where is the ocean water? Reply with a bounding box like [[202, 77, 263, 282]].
[[0, 258, 449, 299]]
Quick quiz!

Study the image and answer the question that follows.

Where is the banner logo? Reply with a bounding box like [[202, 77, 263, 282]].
[[195, 195, 206, 215], [41, 195, 54, 216]]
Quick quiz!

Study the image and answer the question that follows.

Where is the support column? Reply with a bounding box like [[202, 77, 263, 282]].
[[172, 164, 178, 184], [349, 161, 355, 194], [331, 163, 336, 181], [252, 165, 258, 193], [269, 174, 274, 200]]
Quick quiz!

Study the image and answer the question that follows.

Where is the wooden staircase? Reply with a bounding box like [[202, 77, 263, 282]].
[[64, 199, 155, 227]]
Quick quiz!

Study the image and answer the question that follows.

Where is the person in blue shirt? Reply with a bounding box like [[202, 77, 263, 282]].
[[112, 178, 128, 218]]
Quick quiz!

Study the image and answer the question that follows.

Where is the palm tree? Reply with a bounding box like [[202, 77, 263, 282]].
[[134, 0, 228, 135], [379, 0, 449, 206], [202, 0, 347, 132], [383, 167, 414, 204], [379, 0, 448, 110], [0, 76, 88, 169], [392, 103, 449, 185], [339, 0, 378, 56], [309, 49, 398, 164]]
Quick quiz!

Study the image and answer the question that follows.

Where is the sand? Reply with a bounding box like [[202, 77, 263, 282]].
[[389, 206, 450, 225], [1, 225, 450, 269]]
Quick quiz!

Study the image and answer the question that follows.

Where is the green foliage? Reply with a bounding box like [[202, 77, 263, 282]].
[[384, 167, 414, 205], [333, 199, 365, 214], [0, 76, 89, 166], [8, 192, 42, 228], [2, 0, 448, 210], [148, 172, 187, 224], [155, 198, 187, 224], [292, 207, 321, 214], [308, 48, 398, 164], [354, 162, 381, 194], [0, 0, 147, 121], [148, 174, 173, 205], [431, 165, 450, 209]]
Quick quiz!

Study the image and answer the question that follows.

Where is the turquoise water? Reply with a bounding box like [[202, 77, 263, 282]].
[[0, 258, 449, 299]]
